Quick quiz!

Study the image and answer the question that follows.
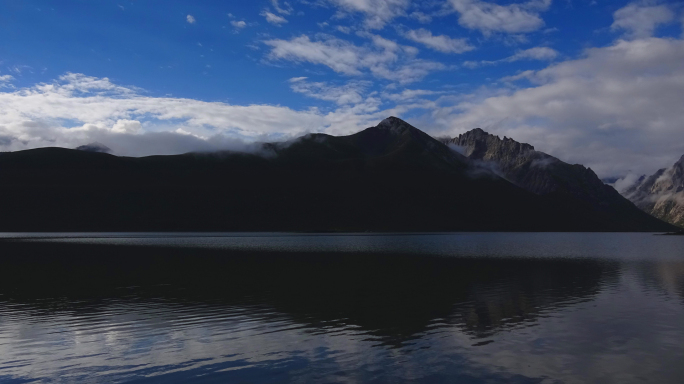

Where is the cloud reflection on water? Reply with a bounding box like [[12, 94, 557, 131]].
[[0, 233, 683, 383]]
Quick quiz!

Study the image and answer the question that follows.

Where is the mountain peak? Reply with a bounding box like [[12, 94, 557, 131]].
[[76, 142, 111, 153], [459, 128, 535, 153], [377, 116, 414, 134], [677, 154, 684, 166], [441, 128, 630, 203], [466, 127, 488, 138]]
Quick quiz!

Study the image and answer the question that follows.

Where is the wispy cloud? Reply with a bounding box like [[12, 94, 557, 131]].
[[264, 34, 444, 83], [271, 0, 293, 15], [186, 14, 196, 24], [506, 46, 558, 61], [402, 28, 474, 54], [382, 88, 442, 102], [611, 1, 675, 39], [231, 20, 247, 29], [448, 0, 551, 35], [288, 77, 371, 105], [325, 0, 410, 30], [0, 74, 14, 89], [261, 10, 288, 25], [464, 46, 558, 67], [409, 11, 432, 24]]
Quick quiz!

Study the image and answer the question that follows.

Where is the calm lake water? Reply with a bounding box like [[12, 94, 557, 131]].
[[0, 233, 683, 383]]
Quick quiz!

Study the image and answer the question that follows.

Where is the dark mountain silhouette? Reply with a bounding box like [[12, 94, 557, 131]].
[[76, 142, 111, 153], [0, 117, 675, 232], [624, 155, 684, 228], [440, 128, 672, 231]]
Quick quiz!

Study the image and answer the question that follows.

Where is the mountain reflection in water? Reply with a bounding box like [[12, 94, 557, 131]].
[[0, 233, 683, 383]]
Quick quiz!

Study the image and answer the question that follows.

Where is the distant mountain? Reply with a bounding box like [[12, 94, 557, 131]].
[[440, 128, 672, 230], [623, 155, 684, 228], [0, 117, 674, 232], [76, 142, 111, 153]]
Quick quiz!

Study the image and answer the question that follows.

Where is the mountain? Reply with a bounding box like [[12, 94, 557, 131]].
[[76, 142, 111, 153], [440, 128, 672, 230], [0, 117, 675, 232], [623, 155, 684, 228]]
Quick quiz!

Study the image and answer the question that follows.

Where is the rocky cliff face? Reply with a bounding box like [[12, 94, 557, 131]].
[[624, 155, 684, 228], [441, 128, 626, 205]]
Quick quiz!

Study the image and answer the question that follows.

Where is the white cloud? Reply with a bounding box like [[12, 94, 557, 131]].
[[261, 10, 288, 25], [383, 89, 441, 101], [462, 61, 480, 69], [288, 78, 371, 105], [612, 173, 643, 193], [464, 46, 558, 67], [499, 69, 536, 82], [231, 20, 247, 29], [326, 0, 410, 29], [506, 46, 558, 61], [370, 60, 446, 84], [186, 15, 196, 24], [410, 11, 432, 24], [611, 2, 675, 39], [402, 28, 474, 54], [271, 0, 293, 15], [441, 37, 684, 177], [0, 75, 14, 90], [111, 119, 142, 134], [448, 0, 551, 35], [0, 73, 424, 156], [9, 65, 32, 75], [265, 35, 366, 75], [337, 25, 351, 34], [264, 34, 445, 83]]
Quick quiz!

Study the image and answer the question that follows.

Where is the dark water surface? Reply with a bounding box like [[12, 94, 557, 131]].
[[0, 233, 683, 383]]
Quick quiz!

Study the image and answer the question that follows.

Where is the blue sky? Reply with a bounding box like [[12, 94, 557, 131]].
[[1, 0, 683, 177]]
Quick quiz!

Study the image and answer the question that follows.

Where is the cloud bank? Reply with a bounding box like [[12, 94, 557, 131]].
[[0, 73, 403, 156], [443, 37, 684, 177]]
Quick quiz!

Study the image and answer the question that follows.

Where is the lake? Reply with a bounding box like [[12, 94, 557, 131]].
[[0, 233, 683, 383]]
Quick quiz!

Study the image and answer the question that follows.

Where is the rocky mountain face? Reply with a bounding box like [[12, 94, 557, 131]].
[[0, 117, 674, 232], [440, 128, 671, 230], [442, 128, 631, 203], [624, 155, 684, 228]]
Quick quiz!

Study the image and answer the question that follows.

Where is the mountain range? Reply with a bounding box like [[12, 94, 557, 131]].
[[622, 155, 684, 228], [0, 117, 674, 232]]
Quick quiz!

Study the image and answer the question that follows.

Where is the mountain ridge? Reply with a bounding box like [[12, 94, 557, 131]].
[[440, 127, 673, 230], [0, 117, 675, 232]]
